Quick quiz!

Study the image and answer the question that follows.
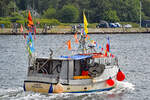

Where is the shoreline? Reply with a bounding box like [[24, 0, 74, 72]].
[[0, 28, 150, 35]]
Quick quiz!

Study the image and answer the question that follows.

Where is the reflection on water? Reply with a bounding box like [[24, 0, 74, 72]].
[[0, 34, 150, 100]]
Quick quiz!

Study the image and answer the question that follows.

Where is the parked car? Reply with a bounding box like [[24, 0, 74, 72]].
[[123, 24, 132, 28], [96, 20, 109, 28], [109, 23, 118, 28], [115, 22, 122, 27], [109, 22, 122, 28]]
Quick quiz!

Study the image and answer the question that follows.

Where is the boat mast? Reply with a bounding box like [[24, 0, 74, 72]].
[[79, 33, 87, 54], [78, 11, 88, 54]]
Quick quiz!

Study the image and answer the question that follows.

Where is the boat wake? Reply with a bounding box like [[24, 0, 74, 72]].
[[0, 87, 23, 99], [0, 81, 134, 100]]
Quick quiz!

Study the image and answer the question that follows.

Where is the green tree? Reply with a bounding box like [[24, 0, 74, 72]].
[[142, 0, 150, 17], [59, 5, 79, 23], [89, 0, 112, 22], [112, 0, 140, 22], [43, 8, 57, 19], [0, 0, 12, 16], [102, 10, 120, 22], [7, 1, 18, 15], [0, 0, 146, 23], [15, 0, 26, 10]]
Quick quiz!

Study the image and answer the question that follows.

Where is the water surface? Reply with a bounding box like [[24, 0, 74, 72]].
[[0, 34, 150, 100]]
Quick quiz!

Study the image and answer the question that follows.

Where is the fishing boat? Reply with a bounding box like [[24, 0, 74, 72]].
[[24, 12, 125, 93]]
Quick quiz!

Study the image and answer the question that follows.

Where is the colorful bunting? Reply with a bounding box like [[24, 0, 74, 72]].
[[27, 32, 35, 55], [27, 11, 37, 40]]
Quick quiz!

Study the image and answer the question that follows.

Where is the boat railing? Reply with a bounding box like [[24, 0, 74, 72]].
[[95, 57, 118, 66]]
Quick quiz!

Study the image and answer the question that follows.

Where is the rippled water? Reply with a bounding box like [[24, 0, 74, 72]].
[[0, 34, 150, 100]]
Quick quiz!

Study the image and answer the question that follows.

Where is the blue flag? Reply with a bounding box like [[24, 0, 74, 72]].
[[99, 45, 101, 49]]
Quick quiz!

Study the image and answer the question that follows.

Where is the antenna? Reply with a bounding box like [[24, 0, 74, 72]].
[[79, 33, 87, 54]]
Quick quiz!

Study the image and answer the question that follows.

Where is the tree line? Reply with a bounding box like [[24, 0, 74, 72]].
[[0, 0, 150, 23]]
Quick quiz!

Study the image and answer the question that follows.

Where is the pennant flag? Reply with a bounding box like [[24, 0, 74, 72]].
[[34, 26, 36, 34], [27, 11, 36, 40], [28, 11, 34, 27], [106, 43, 109, 52], [107, 37, 110, 52], [24, 34, 26, 39], [27, 32, 35, 55], [91, 40, 97, 47], [67, 40, 71, 50], [101, 47, 103, 51], [20, 24, 23, 33], [83, 12, 88, 34], [99, 45, 101, 49], [94, 41, 97, 47], [104, 49, 107, 56], [75, 38, 79, 44], [86, 35, 90, 40], [74, 33, 77, 39], [74, 33, 79, 43], [32, 26, 36, 40]]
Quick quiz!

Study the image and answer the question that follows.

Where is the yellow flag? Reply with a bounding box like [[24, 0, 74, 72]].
[[83, 12, 88, 34]]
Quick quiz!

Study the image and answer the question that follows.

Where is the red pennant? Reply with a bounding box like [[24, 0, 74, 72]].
[[75, 39, 79, 43], [23, 34, 26, 39], [67, 40, 71, 50], [20, 24, 23, 32], [74, 33, 77, 39], [117, 69, 125, 81], [104, 50, 107, 56], [28, 11, 34, 27], [28, 11, 32, 21], [111, 54, 115, 58], [33, 26, 36, 40], [106, 43, 109, 52], [74, 33, 78, 43]]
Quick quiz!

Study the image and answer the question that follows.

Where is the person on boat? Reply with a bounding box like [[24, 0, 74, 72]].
[[81, 59, 89, 76], [81, 68, 89, 76]]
